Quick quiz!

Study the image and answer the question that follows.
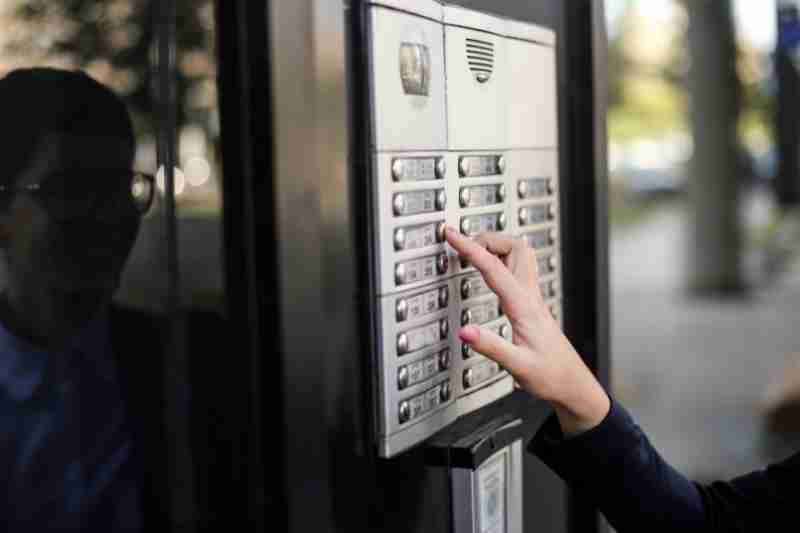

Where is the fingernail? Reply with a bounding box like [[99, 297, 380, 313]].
[[459, 325, 479, 344]]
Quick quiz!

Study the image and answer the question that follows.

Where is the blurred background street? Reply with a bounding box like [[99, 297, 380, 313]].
[[611, 200, 800, 481], [607, 0, 800, 483]]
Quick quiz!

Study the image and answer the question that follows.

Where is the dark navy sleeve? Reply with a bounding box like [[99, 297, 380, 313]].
[[528, 397, 797, 532]]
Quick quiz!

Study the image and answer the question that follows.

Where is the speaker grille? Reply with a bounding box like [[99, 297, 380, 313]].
[[466, 38, 494, 83]]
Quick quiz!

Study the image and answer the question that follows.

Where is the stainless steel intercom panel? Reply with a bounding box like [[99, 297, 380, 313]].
[[367, 0, 562, 457]]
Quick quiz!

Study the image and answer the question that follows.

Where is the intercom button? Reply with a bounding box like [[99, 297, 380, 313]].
[[518, 204, 551, 227], [395, 253, 448, 286], [460, 274, 491, 301], [397, 319, 449, 356], [462, 360, 501, 391], [394, 285, 449, 324], [521, 227, 555, 250], [393, 220, 445, 252], [391, 157, 443, 182], [458, 183, 506, 208], [517, 177, 553, 199], [460, 212, 506, 236], [398, 380, 449, 425], [461, 299, 502, 326], [398, 352, 444, 391], [535, 253, 557, 276], [458, 155, 504, 177], [392, 188, 445, 217]]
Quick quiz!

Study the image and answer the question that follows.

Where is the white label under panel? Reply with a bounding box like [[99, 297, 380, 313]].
[[477, 453, 507, 533]]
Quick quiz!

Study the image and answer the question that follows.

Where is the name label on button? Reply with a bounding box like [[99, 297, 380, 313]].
[[396, 286, 448, 323], [522, 228, 554, 250], [536, 253, 556, 276], [395, 253, 448, 286], [399, 380, 449, 424], [394, 221, 444, 251], [459, 184, 505, 208], [518, 177, 553, 199], [393, 189, 445, 217], [398, 352, 445, 390], [463, 360, 502, 390], [460, 212, 506, 236], [397, 319, 448, 356], [462, 299, 502, 326], [460, 274, 492, 300], [391, 157, 444, 182], [518, 204, 552, 227], [459, 155, 504, 178], [539, 280, 557, 300]]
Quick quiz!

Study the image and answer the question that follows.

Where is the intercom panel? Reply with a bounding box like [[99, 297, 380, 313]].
[[369, 5, 447, 151], [444, 6, 508, 150], [367, 0, 562, 458], [506, 35, 558, 149]]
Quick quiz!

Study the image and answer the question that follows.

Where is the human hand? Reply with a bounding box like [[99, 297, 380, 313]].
[[444, 226, 610, 437]]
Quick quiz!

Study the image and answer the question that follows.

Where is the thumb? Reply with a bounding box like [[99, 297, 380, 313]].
[[459, 324, 528, 377]]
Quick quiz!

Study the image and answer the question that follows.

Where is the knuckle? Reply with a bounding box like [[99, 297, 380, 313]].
[[488, 253, 505, 270]]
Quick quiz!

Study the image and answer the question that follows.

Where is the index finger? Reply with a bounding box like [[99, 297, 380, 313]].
[[444, 226, 521, 303], [474, 232, 524, 257]]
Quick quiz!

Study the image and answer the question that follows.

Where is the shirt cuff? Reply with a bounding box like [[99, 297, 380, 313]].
[[527, 397, 644, 485]]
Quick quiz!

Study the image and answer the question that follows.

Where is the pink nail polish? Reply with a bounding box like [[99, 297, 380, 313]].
[[459, 325, 478, 343]]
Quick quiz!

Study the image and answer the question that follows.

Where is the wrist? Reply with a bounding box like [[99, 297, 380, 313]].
[[551, 369, 610, 438]]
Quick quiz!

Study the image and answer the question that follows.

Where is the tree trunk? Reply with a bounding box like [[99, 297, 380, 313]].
[[685, 0, 745, 294], [775, 3, 800, 208]]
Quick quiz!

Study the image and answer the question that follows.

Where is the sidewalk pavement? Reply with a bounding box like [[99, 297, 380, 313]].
[[610, 203, 800, 482]]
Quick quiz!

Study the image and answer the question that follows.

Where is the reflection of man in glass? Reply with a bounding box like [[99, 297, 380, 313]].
[[0, 68, 153, 531]]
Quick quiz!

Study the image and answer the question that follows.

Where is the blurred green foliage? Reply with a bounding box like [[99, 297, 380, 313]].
[[608, 1, 773, 149], [3, 0, 217, 138]]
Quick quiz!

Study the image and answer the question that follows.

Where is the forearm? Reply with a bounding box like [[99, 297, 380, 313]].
[[530, 399, 708, 532]]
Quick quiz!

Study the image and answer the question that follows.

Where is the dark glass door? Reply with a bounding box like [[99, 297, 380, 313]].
[[0, 1, 237, 530]]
